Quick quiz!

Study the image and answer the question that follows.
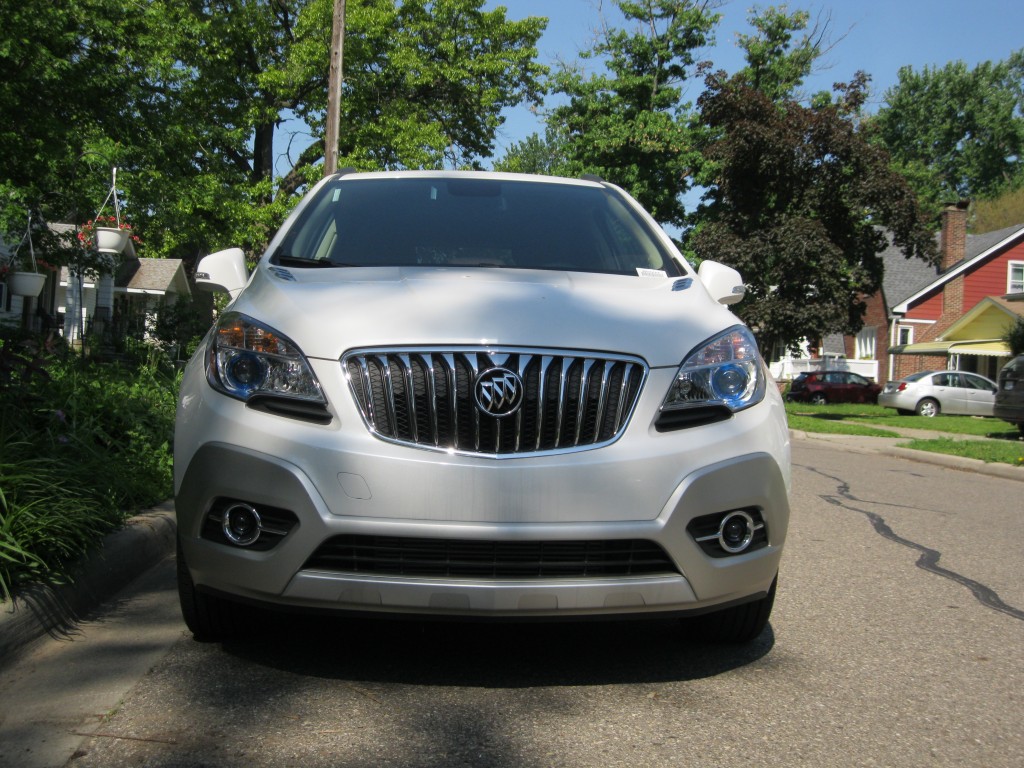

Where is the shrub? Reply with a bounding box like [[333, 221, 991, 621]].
[[0, 331, 178, 598]]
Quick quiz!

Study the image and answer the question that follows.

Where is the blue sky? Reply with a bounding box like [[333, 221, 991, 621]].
[[485, 0, 1024, 160]]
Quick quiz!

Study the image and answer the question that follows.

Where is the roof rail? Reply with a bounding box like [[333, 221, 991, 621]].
[[580, 173, 605, 183]]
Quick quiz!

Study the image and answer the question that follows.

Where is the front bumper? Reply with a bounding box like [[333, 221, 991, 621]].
[[175, 357, 791, 618]]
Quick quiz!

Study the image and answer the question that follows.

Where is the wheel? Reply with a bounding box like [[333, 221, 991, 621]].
[[177, 540, 247, 642], [680, 577, 777, 644], [915, 398, 940, 417], [810, 392, 827, 405]]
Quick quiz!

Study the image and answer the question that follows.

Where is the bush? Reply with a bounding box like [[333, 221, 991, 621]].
[[0, 331, 178, 598]]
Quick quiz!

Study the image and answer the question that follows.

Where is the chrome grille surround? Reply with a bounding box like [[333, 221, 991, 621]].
[[342, 347, 648, 457]]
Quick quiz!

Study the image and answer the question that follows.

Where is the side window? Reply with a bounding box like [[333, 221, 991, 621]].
[[964, 374, 992, 391], [1009, 261, 1024, 294], [933, 373, 952, 387]]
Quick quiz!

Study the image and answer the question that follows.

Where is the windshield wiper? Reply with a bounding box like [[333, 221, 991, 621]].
[[274, 254, 339, 268]]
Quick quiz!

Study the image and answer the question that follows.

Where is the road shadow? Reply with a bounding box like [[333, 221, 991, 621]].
[[220, 610, 775, 687]]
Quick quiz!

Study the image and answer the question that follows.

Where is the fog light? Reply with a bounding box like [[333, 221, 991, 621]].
[[719, 510, 755, 553], [222, 503, 262, 546]]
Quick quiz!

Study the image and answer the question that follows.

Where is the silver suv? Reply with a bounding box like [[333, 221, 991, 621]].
[[174, 171, 791, 643]]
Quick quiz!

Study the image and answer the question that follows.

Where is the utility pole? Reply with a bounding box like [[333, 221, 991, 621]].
[[324, 0, 346, 176]]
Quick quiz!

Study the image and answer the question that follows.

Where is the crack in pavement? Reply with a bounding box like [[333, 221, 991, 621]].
[[798, 464, 1024, 623]]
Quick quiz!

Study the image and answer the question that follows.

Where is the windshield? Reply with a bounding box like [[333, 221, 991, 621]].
[[271, 176, 682, 277]]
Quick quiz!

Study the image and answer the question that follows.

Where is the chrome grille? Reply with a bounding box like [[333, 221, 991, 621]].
[[343, 347, 647, 456]]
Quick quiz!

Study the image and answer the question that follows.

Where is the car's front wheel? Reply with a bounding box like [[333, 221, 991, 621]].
[[680, 577, 777, 644], [177, 540, 247, 642], [916, 398, 940, 417]]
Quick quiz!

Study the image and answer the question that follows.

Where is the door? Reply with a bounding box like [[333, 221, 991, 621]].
[[962, 373, 997, 416], [930, 372, 965, 414]]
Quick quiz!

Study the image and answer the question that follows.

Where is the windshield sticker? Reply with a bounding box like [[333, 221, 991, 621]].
[[636, 268, 668, 278]]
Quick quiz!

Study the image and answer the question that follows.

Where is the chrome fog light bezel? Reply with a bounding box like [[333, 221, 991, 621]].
[[222, 502, 262, 547], [717, 510, 757, 554]]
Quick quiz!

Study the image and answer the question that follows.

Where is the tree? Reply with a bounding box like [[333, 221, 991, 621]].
[[493, 127, 572, 176], [0, 0, 548, 262], [548, 0, 719, 228], [1004, 317, 1024, 357], [970, 186, 1024, 234], [872, 53, 1024, 215], [691, 72, 936, 351], [0, 0, 157, 237], [734, 5, 828, 102]]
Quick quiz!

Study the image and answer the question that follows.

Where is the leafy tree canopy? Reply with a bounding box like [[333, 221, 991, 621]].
[[872, 52, 1024, 216], [547, 0, 719, 227], [691, 70, 936, 351], [970, 185, 1024, 234], [0, 0, 547, 262]]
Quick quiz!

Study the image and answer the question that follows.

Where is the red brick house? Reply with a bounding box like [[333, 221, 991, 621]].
[[775, 204, 1024, 385], [887, 203, 1024, 381]]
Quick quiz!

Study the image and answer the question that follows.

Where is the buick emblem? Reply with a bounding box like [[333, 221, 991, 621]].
[[474, 367, 524, 417]]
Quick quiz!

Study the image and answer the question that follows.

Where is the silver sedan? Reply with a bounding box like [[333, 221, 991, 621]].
[[878, 370, 997, 417]]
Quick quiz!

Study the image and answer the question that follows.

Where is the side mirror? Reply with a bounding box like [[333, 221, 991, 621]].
[[195, 248, 248, 298], [698, 260, 746, 305]]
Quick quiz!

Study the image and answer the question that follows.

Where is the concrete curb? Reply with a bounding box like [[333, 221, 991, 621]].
[[0, 502, 177, 664]]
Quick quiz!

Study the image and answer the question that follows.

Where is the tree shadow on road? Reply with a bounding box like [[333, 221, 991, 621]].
[[220, 611, 775, 687]]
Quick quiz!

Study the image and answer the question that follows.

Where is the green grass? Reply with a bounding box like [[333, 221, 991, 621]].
[[903, 438, 1024, 466], [785, 412, 898, 437], [784, 401, 1024, 466]]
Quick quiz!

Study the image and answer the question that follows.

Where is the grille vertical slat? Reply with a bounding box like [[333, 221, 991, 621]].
[[344, 347, 647, 457], [378, 354, 399, 437]]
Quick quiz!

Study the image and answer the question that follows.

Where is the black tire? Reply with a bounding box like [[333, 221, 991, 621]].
[[680, 577, 777, 644], [1018, 423, 1024, 437], [177, 540, 247, 642], [915, 398, 940, 417], [810, 393, 827, 406]]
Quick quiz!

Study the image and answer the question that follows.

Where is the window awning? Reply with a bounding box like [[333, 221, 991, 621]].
[[945, 341, 1011, 357], [890, 339, 1009, 357]]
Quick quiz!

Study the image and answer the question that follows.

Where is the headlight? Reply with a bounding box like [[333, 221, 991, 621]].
[[206, 312, 325, 404], [661, 325, 766, 413]]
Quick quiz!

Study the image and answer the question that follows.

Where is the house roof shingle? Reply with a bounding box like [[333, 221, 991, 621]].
[[882, 222, 1024, 311], [115, 258, 185, 292]]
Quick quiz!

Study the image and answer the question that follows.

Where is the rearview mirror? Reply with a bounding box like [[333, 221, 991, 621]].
[[195, 248, 248, 298], [698, 261, 746, 305]]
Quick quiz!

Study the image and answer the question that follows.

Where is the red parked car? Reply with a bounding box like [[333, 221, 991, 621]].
[[786, 371, 882, 405]]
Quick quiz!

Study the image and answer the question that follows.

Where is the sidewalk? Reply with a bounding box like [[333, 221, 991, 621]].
[[0, 502, 176, 666], [2, 433, 1021, 667]]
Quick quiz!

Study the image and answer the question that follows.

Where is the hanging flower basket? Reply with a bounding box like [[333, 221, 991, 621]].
[[7, 271, 47, 298], [93, 226, 130, 254], [79, 215, 140, 256]]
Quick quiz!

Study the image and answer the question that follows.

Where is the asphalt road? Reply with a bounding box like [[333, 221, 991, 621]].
[[2, 439, 1022, 768]]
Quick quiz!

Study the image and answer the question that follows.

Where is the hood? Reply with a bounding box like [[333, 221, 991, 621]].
[[227, 265, 741, 368]]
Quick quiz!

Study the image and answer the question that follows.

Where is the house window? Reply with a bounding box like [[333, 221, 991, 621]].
[[1010, 261, 1024, 294], [898, 326, 913, 345], [855, 327, 876, 359]]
